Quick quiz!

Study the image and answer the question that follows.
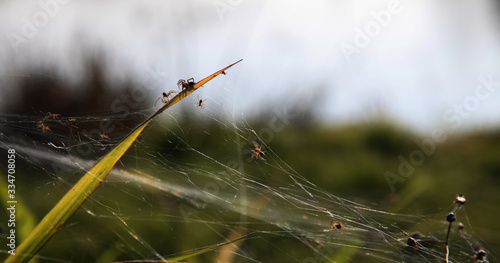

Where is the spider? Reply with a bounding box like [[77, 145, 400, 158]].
[[177, 78, 195, 90], [404, 232, 420, 251], [195, 95, 207, 109], [474, 247, 487, 261], [222, 70, 227, 75], [36, 121, 52, 132], [155, 90, 178, 106], [44, 113, 60, 120], [251, 141, 265, 160], [330, 220, 345, 230]]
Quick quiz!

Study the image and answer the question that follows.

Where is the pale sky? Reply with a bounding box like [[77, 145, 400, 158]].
[[1, 0, 500, 133]]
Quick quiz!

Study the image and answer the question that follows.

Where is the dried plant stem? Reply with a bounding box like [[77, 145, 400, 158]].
[[444, 221, 453, 262], [444, 195, 465, 263]]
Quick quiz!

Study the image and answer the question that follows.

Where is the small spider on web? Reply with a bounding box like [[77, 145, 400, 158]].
[[330, 219, 345, 230], [35, 121, 52, 132], [35, 112, 60, 132], [251, 141, 266, 161], [43, 112, 60, 121], [100, 133, 110, 140], [195, 95, 207, 109], [154, 90, 178, 106]]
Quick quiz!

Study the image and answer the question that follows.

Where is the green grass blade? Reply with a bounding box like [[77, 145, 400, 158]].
[[6, 59, 243, 263], [111, 232, 253, 263], [165, 232, 252, 262]]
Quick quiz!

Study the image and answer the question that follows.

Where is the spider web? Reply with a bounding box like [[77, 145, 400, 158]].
[[0, 84, 493, 263]]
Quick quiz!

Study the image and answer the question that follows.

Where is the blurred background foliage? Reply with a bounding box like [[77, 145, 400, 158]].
[[0, 60, 499, 262]]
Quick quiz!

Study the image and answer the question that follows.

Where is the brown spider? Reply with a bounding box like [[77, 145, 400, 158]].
[[330, 220, 345, 230], [155, 90, 178, 106], [404, 232, 420, 251], [195, 95, 207, 109], [251, 141, 265, 160], [36, 121, 52, 132], [474, 247, 487, 261], [177, 78, 195, 90], [44, 113, 60, 120]]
